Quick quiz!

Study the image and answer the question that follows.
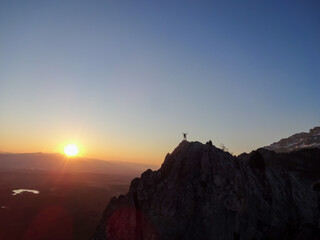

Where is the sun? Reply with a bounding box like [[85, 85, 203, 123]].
[[64, 144, 79, 157]]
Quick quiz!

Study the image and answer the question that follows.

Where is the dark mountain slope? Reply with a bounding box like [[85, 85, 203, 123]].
[[92, 141, 320, 240]]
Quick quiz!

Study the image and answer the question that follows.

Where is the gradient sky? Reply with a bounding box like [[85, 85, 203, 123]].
[[1, 0, 319, 165]]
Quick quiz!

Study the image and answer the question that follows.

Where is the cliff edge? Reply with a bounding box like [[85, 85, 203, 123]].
[[92, 141, 320, 240]]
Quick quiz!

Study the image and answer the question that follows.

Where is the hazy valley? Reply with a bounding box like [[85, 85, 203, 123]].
[[0, 154, 155, 240]]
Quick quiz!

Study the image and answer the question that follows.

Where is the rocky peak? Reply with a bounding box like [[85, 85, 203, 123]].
[[265, 126, 320, 153], [92, 141, 320, 240], [310, 127, 320, 135]]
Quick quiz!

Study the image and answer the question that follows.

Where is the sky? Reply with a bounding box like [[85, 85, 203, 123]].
[[0, 0, 319, 165]]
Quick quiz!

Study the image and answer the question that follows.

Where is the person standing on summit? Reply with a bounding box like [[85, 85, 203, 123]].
[[183, 133, 187, 141]]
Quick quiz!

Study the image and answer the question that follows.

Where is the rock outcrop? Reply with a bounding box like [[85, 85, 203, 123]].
[[265, 126, 320, 153], [92, 141, 320, 240]]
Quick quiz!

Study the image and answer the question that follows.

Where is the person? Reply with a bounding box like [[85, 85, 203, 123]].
[[183, 133, 187, 141]]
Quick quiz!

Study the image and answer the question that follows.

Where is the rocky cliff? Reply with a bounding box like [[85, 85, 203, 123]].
[[265, 127, 320, 153], [92, 141, 320, 240]]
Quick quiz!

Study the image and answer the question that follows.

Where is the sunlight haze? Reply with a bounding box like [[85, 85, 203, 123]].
[[0, 0, 319, 165]]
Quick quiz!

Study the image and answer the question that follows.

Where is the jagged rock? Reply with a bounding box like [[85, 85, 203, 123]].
[[265, 126, 320, 153], [92, 141, 320, 240]]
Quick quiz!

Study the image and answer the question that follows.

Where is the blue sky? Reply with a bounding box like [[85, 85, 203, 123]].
[[0, 0, 319, 164]]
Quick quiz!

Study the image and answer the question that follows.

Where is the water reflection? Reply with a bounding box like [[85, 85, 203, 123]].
[[12, 189, 40, 195]]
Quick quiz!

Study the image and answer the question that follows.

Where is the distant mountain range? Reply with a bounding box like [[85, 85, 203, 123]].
[[0, 152, 157, 176], [265, 126, 320, 153]]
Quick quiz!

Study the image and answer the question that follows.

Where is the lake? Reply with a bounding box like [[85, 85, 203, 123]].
[[12, 189, 40, 195]]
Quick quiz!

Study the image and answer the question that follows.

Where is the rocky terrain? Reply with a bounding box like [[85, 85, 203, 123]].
[[92, 140, 320, 240], [265, 127, 320, 153]]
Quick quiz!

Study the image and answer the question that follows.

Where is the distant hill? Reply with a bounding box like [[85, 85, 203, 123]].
[[0, 152, 157, 176], [264, 126, 320, 153]]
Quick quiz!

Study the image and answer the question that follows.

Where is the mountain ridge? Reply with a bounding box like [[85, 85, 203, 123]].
[[264, 126, 320, 153], [92, 140, 320, 240], [0, 152, 157, 176]]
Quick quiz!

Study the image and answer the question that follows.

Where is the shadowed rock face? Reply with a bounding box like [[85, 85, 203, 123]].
[[92, 141, 320, 240]]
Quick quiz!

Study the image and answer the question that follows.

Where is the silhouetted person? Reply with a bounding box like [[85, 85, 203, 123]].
[[183, 133, 187, 141]]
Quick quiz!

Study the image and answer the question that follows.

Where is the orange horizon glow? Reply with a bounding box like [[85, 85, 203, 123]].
[[0, 135, 247, 166]]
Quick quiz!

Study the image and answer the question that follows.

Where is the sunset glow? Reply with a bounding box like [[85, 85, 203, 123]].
[[0, 1, 319, 165], [64, 144, 79, 157], [1, 1, 319, 239]]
